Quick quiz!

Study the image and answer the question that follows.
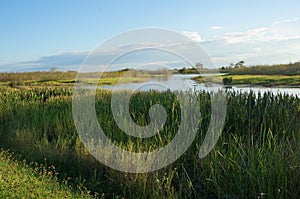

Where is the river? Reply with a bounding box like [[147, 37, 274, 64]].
[[101, 74, 300, 97]]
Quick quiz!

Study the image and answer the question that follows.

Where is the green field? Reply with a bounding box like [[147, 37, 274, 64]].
[[220, 62, 300, 76], [226, 75, 300, 86], [0, 86, 299, 198], [0, 69, 171, 87], [192, 74, 300, 87], [180, 61, 300, 87]]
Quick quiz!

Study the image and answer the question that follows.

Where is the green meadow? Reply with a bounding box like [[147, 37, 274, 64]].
[[0, 69, 171, 87], [190, 62, 300, 87], [192, 75, 300, 87]]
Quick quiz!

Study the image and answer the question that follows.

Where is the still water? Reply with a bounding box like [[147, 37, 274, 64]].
[[101, 74, 300, 97]]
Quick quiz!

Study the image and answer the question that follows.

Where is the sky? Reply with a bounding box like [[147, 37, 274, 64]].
[[1, 0, 300, 72]]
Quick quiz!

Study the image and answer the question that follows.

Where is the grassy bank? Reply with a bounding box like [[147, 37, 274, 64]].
[[0, 149, 94, 198], [192, 75, 300, 87], [0, 69, 171, 87], [0, 87, 299, 198], [220, 62, 300, 76], [226, 75, 300, 86]]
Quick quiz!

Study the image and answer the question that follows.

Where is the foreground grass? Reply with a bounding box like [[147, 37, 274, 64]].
[[0, 87, 299, 198], [0, 149, 94, 198], [192, 74, 300, 87]]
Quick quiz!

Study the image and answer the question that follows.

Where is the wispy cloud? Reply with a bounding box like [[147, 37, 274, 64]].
[[0, 52, 89, 72], [221, 27, 267, 43], [272, 18, 299, 25], [2, 18, 300, 72], [182, 31, 203, 42], [199, 18, 300, 66], [211, 26, 224, 30], [209, 19, 300, 44], [0, 43, 196, 72]]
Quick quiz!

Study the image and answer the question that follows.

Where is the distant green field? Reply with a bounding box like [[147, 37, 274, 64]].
[[0, 69, 171, 87], [220, 62, 300, 76], [226, 75, 300, 86], [9, 76, 148, 86], [192, 75, 300, 87]]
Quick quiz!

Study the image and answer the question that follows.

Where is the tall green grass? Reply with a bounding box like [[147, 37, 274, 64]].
[[0, 149, 94, 198], [0, 87, 299, 198]]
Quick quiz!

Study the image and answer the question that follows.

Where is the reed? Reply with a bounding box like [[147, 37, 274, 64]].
[[0, 86, 299, 198]]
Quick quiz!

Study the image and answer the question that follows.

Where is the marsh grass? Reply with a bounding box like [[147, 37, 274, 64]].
[[0, 149, 95, 198], [0, 70, 170, 87], [0, 87, 299, 198], [192, 75, 300, 87]]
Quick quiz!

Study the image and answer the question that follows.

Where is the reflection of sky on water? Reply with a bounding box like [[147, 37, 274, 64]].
[[101, 74, 300, 97]]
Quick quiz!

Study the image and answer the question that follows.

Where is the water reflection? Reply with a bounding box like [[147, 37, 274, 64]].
[[101, 74, 300, 97]]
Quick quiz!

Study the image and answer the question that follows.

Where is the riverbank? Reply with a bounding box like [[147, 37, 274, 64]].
[[0, 70, 172, 87], [192, 74, 300, 87]]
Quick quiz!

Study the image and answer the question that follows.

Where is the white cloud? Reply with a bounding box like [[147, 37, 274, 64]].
[[203, 36, 300, 66], [211, 26, 224, 30], [272, 18, 299, 25], [222, 27, 268, 43], [4, 20, 300, 72], [214, 23, 300, 44], [254, 47, 261, 51], [182, 31, 203, 42], [182, 19, 300, 65]]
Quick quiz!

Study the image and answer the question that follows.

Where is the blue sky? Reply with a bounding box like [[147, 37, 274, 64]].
[[1, 0, 300, 71]]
